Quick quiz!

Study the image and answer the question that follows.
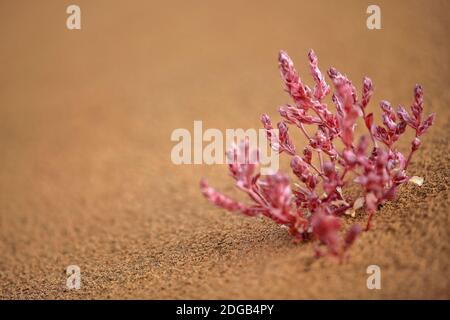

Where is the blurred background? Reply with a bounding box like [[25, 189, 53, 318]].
[[0, 0, 449, 298]]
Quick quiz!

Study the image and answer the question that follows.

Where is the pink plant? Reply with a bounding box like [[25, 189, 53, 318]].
[[200, 49, 434, 259]]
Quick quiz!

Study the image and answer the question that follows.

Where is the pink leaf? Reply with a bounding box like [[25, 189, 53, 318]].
[[364, 112, 374, 130]]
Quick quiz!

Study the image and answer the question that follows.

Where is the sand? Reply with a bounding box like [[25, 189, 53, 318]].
[[0, 0, 449, 299]]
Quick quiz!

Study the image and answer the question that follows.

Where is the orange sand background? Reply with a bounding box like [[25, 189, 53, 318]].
[[0, 0, 449, 299]]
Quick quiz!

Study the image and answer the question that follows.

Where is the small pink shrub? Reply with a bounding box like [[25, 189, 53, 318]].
[[201, 49, 434, 259]]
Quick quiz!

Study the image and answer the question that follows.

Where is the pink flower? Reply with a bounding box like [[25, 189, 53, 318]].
[[226, 139, 259, 189], [397, 85, 435, 136], [312, 210, 341, 256], [361, 77, 374, 109], [200, 179, 257, 216], [201, 49, 434, 258], [308, 49, 330, 101], [261, 114, 296, 155], [279, 51, 312, 109]]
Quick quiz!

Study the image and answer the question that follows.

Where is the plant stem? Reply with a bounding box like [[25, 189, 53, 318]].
[[318, 151, 324, 171]]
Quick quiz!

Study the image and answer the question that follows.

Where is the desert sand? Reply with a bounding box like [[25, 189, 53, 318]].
[[0, 0, 449, 299]]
